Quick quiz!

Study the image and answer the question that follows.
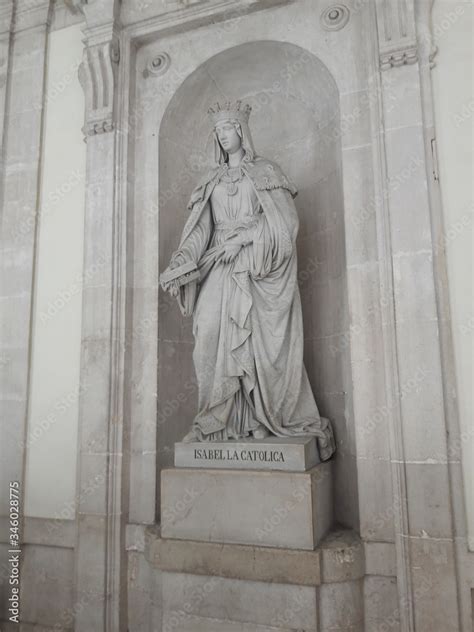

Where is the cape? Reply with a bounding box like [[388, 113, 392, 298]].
[[179, 157, 298, 249]]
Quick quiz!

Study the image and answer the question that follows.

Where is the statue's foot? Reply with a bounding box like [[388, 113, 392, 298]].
[[182, 428, 200, 443], [252, 427, 270, 440]]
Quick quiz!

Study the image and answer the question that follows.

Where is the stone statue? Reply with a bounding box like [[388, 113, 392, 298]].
[[160, 100, 335, 461]]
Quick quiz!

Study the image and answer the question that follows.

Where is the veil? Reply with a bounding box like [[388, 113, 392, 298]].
[[211, 118, 256, 165]]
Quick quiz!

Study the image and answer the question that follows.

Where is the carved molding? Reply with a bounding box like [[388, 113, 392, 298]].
[[320, 4, 350, 31], [10, 0, 52, 32], [79, 39, 119, 137], [144, 52, 171, 78], [375, 0, 418, 71], [380, 44, 418, 70], [0, 0, 13, 33]]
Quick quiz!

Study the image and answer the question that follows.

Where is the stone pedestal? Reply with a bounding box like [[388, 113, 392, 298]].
[[161, 460, 332, 550], [158, 445, 336, 630]]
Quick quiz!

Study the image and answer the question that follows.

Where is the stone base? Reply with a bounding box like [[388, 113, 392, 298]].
[[160, 573, 364, 632], [174, 436, 321, 471], [142, 527, 365, 632], [161, 573, 321, 632], [161, 461, 332, 550]]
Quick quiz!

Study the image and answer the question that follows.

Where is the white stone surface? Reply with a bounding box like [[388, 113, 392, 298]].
[[174, 437, 320, 471], [24, 20, 86, 519], [364, 575, 399, 632], [319, 579, 364, 631], [127, 550, 162, 632], [19, 544, 75, 628], [161, 571, 318, 631], [161, 462, 332, 550]]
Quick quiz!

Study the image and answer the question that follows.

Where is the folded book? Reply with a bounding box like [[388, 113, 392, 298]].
[[160, 261, 200, 317]]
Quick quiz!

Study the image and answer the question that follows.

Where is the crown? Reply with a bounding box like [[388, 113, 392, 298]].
[[208, 100, 252, 126]]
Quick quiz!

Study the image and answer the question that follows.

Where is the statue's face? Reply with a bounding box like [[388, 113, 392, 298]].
[[215, 120, 242, 154]]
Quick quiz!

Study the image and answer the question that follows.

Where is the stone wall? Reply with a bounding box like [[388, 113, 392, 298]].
[[0, 0, 472, 630]]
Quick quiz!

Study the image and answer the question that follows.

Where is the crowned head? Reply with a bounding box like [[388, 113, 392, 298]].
[[208, 100, 255, 163], [208, 100, 252, 127]]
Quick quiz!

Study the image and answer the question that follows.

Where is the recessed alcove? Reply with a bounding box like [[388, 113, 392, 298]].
[[157, 40, 356, 530]]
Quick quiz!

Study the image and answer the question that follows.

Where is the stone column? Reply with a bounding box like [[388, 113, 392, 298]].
[[416, 1, 471, 628], [0, 0, 51, 527], [72, 1, 126, 630], [0, 1, 12, 156], [368, 0, 464, 630]]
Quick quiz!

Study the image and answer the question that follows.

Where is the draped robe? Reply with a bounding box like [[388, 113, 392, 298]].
[[166, 156, 335, 461]]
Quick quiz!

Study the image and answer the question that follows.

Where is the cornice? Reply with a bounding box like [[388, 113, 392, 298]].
[[11, 0, 52, 33], [0, 0, 13, 34], [120, 0, 293, 35]]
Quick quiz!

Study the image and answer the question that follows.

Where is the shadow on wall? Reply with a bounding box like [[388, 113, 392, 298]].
[[157, 40, 355, 529]]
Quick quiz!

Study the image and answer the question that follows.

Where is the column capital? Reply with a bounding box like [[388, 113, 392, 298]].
[[375, 0, 418, 70], [76, 0, 121, 138], [78, 36, 120, 137]]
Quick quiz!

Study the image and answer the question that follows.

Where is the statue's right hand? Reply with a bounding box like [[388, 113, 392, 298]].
[[161, 274, 179, 297], [169, 252, 187, 270]]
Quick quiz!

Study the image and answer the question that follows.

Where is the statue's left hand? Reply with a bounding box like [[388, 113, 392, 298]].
[[169, 280, 180, 297], [214, 242, 242, 264]]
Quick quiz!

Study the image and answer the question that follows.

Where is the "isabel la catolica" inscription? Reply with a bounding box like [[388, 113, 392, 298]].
[[193, 448, 285, 463]]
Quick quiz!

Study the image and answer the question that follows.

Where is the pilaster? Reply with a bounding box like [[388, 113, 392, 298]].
[[370, 0, 465, 630], [0, 0, 52, 533], [73, 1, 127, 630]]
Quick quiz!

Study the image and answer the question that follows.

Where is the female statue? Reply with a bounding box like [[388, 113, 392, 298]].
[[160, 101, 335, 461]]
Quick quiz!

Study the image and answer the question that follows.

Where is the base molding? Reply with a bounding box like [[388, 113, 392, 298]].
[[145, 526, 364, 586]]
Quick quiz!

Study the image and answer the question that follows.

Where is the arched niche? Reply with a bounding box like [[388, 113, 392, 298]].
[[157, 40, 355, 528]]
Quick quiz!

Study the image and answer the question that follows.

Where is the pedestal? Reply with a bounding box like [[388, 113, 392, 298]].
[[158, 443, 340, 631], [161, 461, 332, 550]]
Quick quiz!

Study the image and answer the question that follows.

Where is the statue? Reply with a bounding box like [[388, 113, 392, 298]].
[[160, 100, 335, 461]]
